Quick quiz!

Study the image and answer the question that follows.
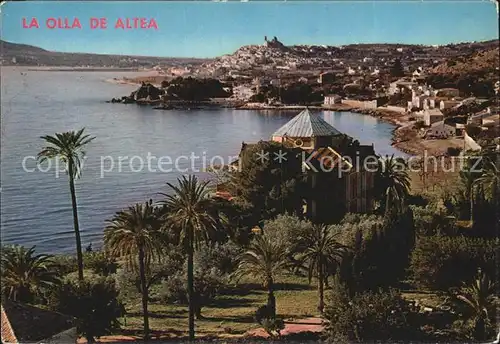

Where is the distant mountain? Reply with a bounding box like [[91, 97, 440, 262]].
[[1, 40, 48, 54], [0, 40, 209, 67]]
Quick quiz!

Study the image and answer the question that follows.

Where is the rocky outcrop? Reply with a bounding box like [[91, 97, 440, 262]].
[[109, 82, 164, 105]]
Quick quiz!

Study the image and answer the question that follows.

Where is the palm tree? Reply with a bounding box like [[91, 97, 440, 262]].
[[376, 155, 411, 214], [294, 225, 346, 313], [104, 201, 164, 340], [38, 128, 95, 280], [1, 245, 60, 303], [476, 159, 500, 223], [234, 233, 289, 317], [160, 175, 218, 341], [454, 269, 498, 341], [459, 160, 482, 225]]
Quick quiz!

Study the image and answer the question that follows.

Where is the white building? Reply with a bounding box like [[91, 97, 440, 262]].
[[425, 121, 456, 139], [422, 108, 444, 126], [324, 94, 342, 105]]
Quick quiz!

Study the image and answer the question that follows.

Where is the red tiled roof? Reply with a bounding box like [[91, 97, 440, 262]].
[[215, 191, 234, 201], [1, 305, 18, 344], [1, 300, 74, 343]]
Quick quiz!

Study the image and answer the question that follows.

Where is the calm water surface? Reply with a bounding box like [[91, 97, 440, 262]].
[[0, 67, 403, 253]]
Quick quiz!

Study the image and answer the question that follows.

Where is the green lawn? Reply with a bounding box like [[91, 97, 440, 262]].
[[120, 273, 319, 339]]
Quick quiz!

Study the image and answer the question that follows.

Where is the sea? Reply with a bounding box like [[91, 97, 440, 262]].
[[0, 67, 403, 253]]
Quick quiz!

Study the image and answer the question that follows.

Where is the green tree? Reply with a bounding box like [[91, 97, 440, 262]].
[[294, 225, 346, 313], [324, 281, 418, 342], [1, 245, 60, 303], [233, 232, 289, 317], [459, 158, 482, 224], [50, 276, 124, 343], [231, 141, 306, 224], [104, 201, 164, 340], [38, 128, 95, 280], [375, 155, 410, 214], [476, 158, 500, 226], [390, 58, 405, 77], [160, 175, 219, 341], [452, 269, 498, 341]]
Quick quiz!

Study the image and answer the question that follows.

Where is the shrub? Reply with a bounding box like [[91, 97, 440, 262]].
[[159, 264, 226, 318], [49, 275, 124, 343], [115, 247, 185, 302], [52, 254, 78, 275], [195, 242, 242, 275], [324, 279, 420, 342], [410, 203, 457, 236], [410, 235, 498, 290], [83, 251, 118, 276], [255, 305, 285, 338], [465, 124, 481, 138], [415, 120, 426, 129], [159, 244, 230, 317], [447, 147, 461, 156], [337, 210, 415, 293]]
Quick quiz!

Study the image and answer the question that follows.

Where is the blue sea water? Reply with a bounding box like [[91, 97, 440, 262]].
[[0, 67, 403, 253]]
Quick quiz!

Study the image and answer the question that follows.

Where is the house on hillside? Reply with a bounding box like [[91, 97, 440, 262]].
[[468, 108, 493, 125], [425, 121, 456, 139], [439, 100, 462, 110], [1, 301, 76, 344], [422, 108, 444, 126], [435, 88, 460, 98], [323, 94, 342, 105], [234, 109, 376, 223], [317, 72, 336, 84], [388, 79, 417, 95]]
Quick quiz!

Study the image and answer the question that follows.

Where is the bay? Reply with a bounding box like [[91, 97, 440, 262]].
[[0, 67, 403, 253]]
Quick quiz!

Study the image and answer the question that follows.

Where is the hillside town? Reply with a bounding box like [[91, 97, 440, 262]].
[[2, 10, 500, 344], [110, 37, 499, 156]]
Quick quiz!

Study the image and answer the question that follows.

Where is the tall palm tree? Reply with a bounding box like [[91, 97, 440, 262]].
[[234, 233, 289, 317], [459, 160, 482, 224], [160, 175, 218, 341], [1, 245, 60, 303], [104, 201, 164, 340], [476, 159, 500, 223], [38, 128, 95, 280], [454, 269, 498, 341], [294, 225, 346, 313], [375, 155, 411, 214]]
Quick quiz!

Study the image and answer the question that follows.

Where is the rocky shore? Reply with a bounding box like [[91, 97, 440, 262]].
[[107, 82, 428, 155]]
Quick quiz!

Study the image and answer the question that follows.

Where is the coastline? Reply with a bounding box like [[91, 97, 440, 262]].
[[107, 76, 460, 157], [238, 103, 427, 155]]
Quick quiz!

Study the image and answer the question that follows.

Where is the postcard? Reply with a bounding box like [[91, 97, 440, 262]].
[[1, 0, 499, 343]]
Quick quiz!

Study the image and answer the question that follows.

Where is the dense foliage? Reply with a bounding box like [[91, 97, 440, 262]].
[[231, 141, 306, 225], [410, 235, 498, 290], [1, 245, 60, 303], [166, 77, 231, 100], [337, 210, 415, 293], [324, 279, 420, 342], [249, 83, 323, 105], [49, 276, 124, 343]]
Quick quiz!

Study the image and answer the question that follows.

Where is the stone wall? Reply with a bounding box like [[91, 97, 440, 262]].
[[341, 99, 377, 109]]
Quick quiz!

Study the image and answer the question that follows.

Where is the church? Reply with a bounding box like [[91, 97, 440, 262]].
[[222, 109, 377, 223]]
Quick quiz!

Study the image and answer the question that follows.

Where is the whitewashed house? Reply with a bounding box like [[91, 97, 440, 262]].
[[425, 121, 456, 139], [422, 108, 444, 126], [324, 94, 342, 105]]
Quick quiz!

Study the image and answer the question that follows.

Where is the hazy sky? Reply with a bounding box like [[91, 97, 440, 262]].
[[1, 1, 498, 57]]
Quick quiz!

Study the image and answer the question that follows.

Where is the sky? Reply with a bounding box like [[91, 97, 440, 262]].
[[1, 1, 498, 58]]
